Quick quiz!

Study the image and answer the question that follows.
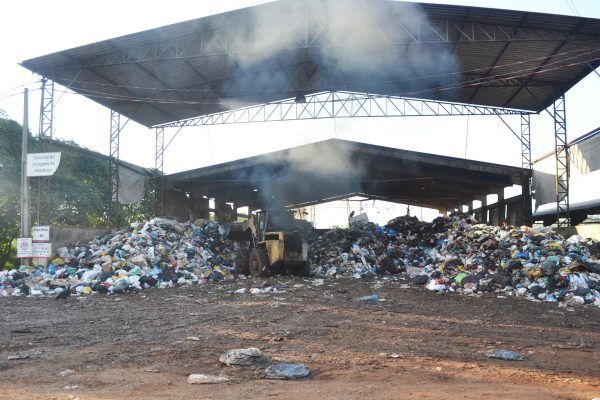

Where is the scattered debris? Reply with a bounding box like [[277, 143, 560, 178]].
[[265, 362, 310, 380], [357, 294, 380, 302], [485, 349, 524, 361], [186, 336, 201, 341], [58, 369, 75, 377], [219, 348, 271, 366], [187, 373, 229, 384], [7, 354, 29, 361]]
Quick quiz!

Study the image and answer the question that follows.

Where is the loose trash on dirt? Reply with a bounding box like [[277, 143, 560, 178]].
[[7, 354, 29, 361], [265, 362, 310, 380], [219, 347, 271, 366], [187, 373, 229, 384], [1, 213, 599, 308], [485, 349, 524, 361], [357, 294, 380, 302]]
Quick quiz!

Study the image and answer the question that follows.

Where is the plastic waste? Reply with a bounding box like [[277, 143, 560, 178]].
[[357, 294, 379, 302], [219, 348, 271, 366], [265, 362, 310, 380], [187, 374, 229, 384], [485, 349, 524, 361]]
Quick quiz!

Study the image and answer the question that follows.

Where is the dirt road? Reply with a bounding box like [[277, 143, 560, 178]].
[[1, 278, 599, 399]]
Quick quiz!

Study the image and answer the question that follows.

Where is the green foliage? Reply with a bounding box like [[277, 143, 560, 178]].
[[0, 119, 24, 268], [0, 117, 155, 268]]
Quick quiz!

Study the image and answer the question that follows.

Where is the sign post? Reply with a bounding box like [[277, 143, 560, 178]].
[[27, 152, 61, 177], [20, 89, 31, 266], [17, 238, 33, 258], [32, 225, 50, 242]]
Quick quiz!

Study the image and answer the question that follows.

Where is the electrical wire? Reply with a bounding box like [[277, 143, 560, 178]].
[[48, 46, 597, 96], [46, 54, 599, 106], [8, 47, 595, 108], [566, 0, 581, 17]]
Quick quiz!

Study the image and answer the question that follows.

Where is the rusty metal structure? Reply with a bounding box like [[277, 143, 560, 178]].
[[20, 0, 600, 226]]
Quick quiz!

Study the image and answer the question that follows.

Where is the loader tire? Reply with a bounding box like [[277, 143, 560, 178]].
[[234, 247, 251, 275], [250, 248, 270, 277]]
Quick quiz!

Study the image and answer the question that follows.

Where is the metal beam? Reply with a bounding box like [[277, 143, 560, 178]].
[[520, 113, 533, 226], [36, 78, 54, 225], [154, 126, 165, 217], [502, 19, 586, 108], [553, 95, 570, 227], [108, 110, 124, 228], [468, 13, 528, 103], [155, 91, 529, 128], [55, 18, 600, 71]]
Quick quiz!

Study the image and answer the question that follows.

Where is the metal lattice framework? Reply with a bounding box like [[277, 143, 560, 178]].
[[154, 126, 165, 217], [154, 91, 541, 224], [36, 78, 54, 225], [108, 110, 121, 228], [67, 19, 600, 72], [520, 113, 533, 225], [156, 92, 528, 129], [553, 95, 570, 227]]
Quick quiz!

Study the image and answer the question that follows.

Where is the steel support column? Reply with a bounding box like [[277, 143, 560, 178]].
[[553, 95, 570, 227], [36, 78, 54, 225], [154, 126, 165, 217], [108, 110, 121, 228], [520, 113, 533, 226]]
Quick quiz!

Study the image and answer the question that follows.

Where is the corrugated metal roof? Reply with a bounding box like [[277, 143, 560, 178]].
[[160, 138, 527, 210], [21, 0, 600, 128]]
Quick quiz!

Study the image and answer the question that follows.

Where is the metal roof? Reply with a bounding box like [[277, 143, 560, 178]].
[[534, 125, 600, 163], [160, 138, 528, 210], [21, 0, 600, 128]]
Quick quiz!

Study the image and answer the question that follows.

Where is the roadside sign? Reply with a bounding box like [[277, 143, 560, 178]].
[[32, 242, 52, 259], [26, 152, 61, 177], [32, 225, 50, 242], [17, 238, 33, 258]]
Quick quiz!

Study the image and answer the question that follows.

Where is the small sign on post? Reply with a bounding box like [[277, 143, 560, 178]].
[[17, 238, 33, 258], [32, 225, 50, 242], [32, 242, 52, 259], [26, 152, 61, 177]]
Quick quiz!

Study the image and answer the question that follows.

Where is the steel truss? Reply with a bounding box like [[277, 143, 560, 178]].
[[154, 127, 165, 217], [553, 95, 570, 227], [64, 17, 600, 71], [36, 78, 54, 225], [156, 92, 528, 129], [520, 113, 533, 226], [108, 110, 122, 228]]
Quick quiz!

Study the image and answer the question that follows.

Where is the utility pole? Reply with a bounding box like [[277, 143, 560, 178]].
[[20, 89, 31, 265]]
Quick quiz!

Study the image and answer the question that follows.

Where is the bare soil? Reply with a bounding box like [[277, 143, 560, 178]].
[[1, 278, 599, 399]]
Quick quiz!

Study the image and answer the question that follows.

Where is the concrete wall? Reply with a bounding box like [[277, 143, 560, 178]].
[[50, 227, 113, 255], [556, 224, 600, 240]]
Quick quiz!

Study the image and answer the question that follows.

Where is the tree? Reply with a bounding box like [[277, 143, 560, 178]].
[[0, 117, 155, 268], [0, 118, 25, 268]]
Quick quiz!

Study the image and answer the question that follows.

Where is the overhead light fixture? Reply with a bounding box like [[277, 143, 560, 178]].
[[295, 93, 306, 103]]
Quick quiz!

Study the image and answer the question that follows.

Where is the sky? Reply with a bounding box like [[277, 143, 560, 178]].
[[1, 0, 599, 226]]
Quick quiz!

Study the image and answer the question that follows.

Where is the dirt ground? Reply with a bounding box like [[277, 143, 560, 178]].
[[0, 277, 599, 400]]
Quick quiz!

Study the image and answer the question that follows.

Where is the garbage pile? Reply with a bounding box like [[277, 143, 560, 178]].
[[310, 214, 600, 306], [0, 218, 238, 297]]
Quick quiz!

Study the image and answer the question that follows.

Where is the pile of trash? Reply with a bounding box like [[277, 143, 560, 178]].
[[310, 214, 600, 306], [0, 218, 238, 297], [1, 212, 599, 307]]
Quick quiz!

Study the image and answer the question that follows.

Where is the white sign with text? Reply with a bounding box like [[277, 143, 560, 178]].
[[27, 152, 61, 177]]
